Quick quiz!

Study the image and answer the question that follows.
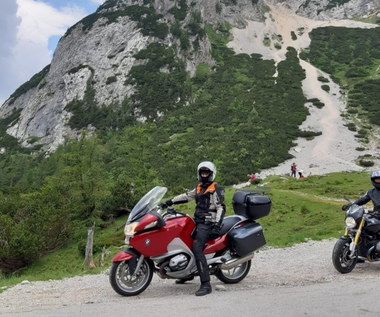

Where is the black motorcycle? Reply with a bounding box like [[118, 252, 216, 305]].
[[332, 197, 380, 273]]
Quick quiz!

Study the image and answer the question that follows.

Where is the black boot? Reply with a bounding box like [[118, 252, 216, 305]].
[[195, 282, 212, 296], [175, 276, 194, 284]]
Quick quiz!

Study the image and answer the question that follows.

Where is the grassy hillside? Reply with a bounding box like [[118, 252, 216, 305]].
[[301, 26, 380, 142], [0, 171, 372, 289]]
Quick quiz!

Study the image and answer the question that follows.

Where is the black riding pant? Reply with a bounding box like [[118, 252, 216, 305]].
[[193, 223, 213, 284]]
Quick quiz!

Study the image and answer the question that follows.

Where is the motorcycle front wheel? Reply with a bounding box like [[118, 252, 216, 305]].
[[215, 260, 251, 284], [332, 237, 357, 274], [110, 258, 153, 296]]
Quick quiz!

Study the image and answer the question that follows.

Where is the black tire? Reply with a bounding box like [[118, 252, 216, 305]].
[[215, 260, 251, 284], [109, 259, 153, 296], [332, 237, 357, 274]]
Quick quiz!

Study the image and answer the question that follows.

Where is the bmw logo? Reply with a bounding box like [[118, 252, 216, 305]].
[[145, 239, 150, 245]]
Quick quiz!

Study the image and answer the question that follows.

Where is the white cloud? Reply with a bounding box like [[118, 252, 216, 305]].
[[0, 0, 20, 105], [0, 0, 89, 105], [91, 0, 105, 4], [17, 0, 86, 43]]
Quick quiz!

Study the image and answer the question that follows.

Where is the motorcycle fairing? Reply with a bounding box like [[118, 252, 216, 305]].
[[151, 237, 197, 278], [112, 248, 139, 274], [131, 216, 195, 256], [135, 212, 165, 232], [150, 237, 193, 262], [204, 235, 228, 254]]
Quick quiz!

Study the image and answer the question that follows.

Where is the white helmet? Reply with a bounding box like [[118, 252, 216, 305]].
[[197, 161, 216, 182]]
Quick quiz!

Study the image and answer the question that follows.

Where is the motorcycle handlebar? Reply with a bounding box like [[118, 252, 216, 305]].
[[165, 207, 187, 217]]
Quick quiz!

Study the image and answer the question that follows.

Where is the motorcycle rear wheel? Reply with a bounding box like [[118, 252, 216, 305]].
[[215, 260, 251, 284], [110, 259, 153, 296], [332, 237, 357, 274]]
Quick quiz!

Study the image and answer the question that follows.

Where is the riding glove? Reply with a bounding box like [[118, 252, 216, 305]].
[[160, 199, 173, 209], [210, 224, 221, 238], [342, 204, 352, 211]]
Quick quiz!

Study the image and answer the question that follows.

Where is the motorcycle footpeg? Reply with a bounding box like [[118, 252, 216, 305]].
[[221, 254, 233, 263]]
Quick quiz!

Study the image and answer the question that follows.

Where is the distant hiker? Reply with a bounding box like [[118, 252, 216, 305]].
[[298, 170, 305, 178], [291, 162, 297, 177], [247, 173, 256, 183]]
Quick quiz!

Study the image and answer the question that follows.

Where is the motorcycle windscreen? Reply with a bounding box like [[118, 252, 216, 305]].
[[128, 186, 167, 222]]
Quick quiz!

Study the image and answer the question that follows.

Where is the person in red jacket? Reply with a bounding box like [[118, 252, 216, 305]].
[[160, 161, 226, 296], [247, 173, 256, 183], [290, 162, 297, 177], [298, 170, 305, 178]]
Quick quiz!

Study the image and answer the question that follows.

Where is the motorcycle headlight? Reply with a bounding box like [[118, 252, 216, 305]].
[[345, 217, 356, 229], [124, 222, 138, 244]]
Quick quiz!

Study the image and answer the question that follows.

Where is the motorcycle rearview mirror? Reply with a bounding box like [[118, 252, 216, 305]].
[[167, 207, 175, 214], [343, 195, 351, 203]]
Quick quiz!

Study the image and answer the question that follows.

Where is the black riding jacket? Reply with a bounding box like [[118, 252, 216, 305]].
[[354, 188, 380, 211], [171, 182, 226, 225]]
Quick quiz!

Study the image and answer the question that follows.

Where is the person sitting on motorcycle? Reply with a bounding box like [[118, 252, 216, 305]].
[[342, 171, 380, 212], [160, 161, 226, 296], [341, 171, 380, 263]]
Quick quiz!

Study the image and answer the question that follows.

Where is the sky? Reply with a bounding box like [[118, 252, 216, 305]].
[[0, 0, 105, 105]]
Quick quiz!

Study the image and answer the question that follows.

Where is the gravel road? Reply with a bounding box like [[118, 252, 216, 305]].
[[1, 239, 380, 316]]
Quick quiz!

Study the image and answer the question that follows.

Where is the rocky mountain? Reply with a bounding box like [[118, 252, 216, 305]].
[[0, 0, 379, 153]]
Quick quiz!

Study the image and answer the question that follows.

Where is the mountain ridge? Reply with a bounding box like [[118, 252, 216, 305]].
[[0, 0, 379, 165]]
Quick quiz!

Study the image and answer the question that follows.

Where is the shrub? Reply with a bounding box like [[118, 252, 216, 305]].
[[307, 98, 325, 108], [263, 37, 271, 46], [359, 159, 374, 167], [298, 130, 322, 138], [106, 76, 117, 84], [321, 84, 330, 92], [345, 123, 356, 131], [317, 76, 329, 83]]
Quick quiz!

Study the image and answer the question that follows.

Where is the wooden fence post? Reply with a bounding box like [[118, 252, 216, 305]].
[[84, 223, 96, 269]]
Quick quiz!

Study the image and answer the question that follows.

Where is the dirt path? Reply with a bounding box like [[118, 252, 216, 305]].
[[276, 189, 345, 202]]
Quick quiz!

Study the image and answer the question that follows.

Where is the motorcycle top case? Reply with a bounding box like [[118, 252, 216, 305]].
[[228, 222, 266, 257], [232, 190, 271, 220]]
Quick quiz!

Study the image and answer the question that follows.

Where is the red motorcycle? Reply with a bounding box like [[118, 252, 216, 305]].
[[110, 186, 271, 296]]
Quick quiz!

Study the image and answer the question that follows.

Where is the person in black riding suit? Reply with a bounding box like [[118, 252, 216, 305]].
[[160, 161, 226, 296], [342, 171, 380, 262], [342, 171, 380, 212]]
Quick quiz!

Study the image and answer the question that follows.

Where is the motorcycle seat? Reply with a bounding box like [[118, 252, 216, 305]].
[[220, 215, 247, 235]]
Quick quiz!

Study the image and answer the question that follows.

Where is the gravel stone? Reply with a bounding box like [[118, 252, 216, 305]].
[[3, 238, 379, 313]]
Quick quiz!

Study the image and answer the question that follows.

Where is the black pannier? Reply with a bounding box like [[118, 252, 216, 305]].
[[228, 222, 266, 256], [232, 190, 271, 220]]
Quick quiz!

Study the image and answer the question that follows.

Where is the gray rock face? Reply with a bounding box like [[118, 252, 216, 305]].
[[0, 0, 379, 152], [293, 0, 380, 20]]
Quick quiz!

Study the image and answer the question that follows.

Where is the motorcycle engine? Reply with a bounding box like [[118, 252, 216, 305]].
[[168, 254, 189, 271]]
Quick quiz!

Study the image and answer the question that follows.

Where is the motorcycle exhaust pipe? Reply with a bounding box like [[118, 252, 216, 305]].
[[207, 255, 226, 265], [219, 253, 255, 269]]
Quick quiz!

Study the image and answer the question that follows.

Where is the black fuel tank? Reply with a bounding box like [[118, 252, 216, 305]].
[[365, 216, 380, 233]]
